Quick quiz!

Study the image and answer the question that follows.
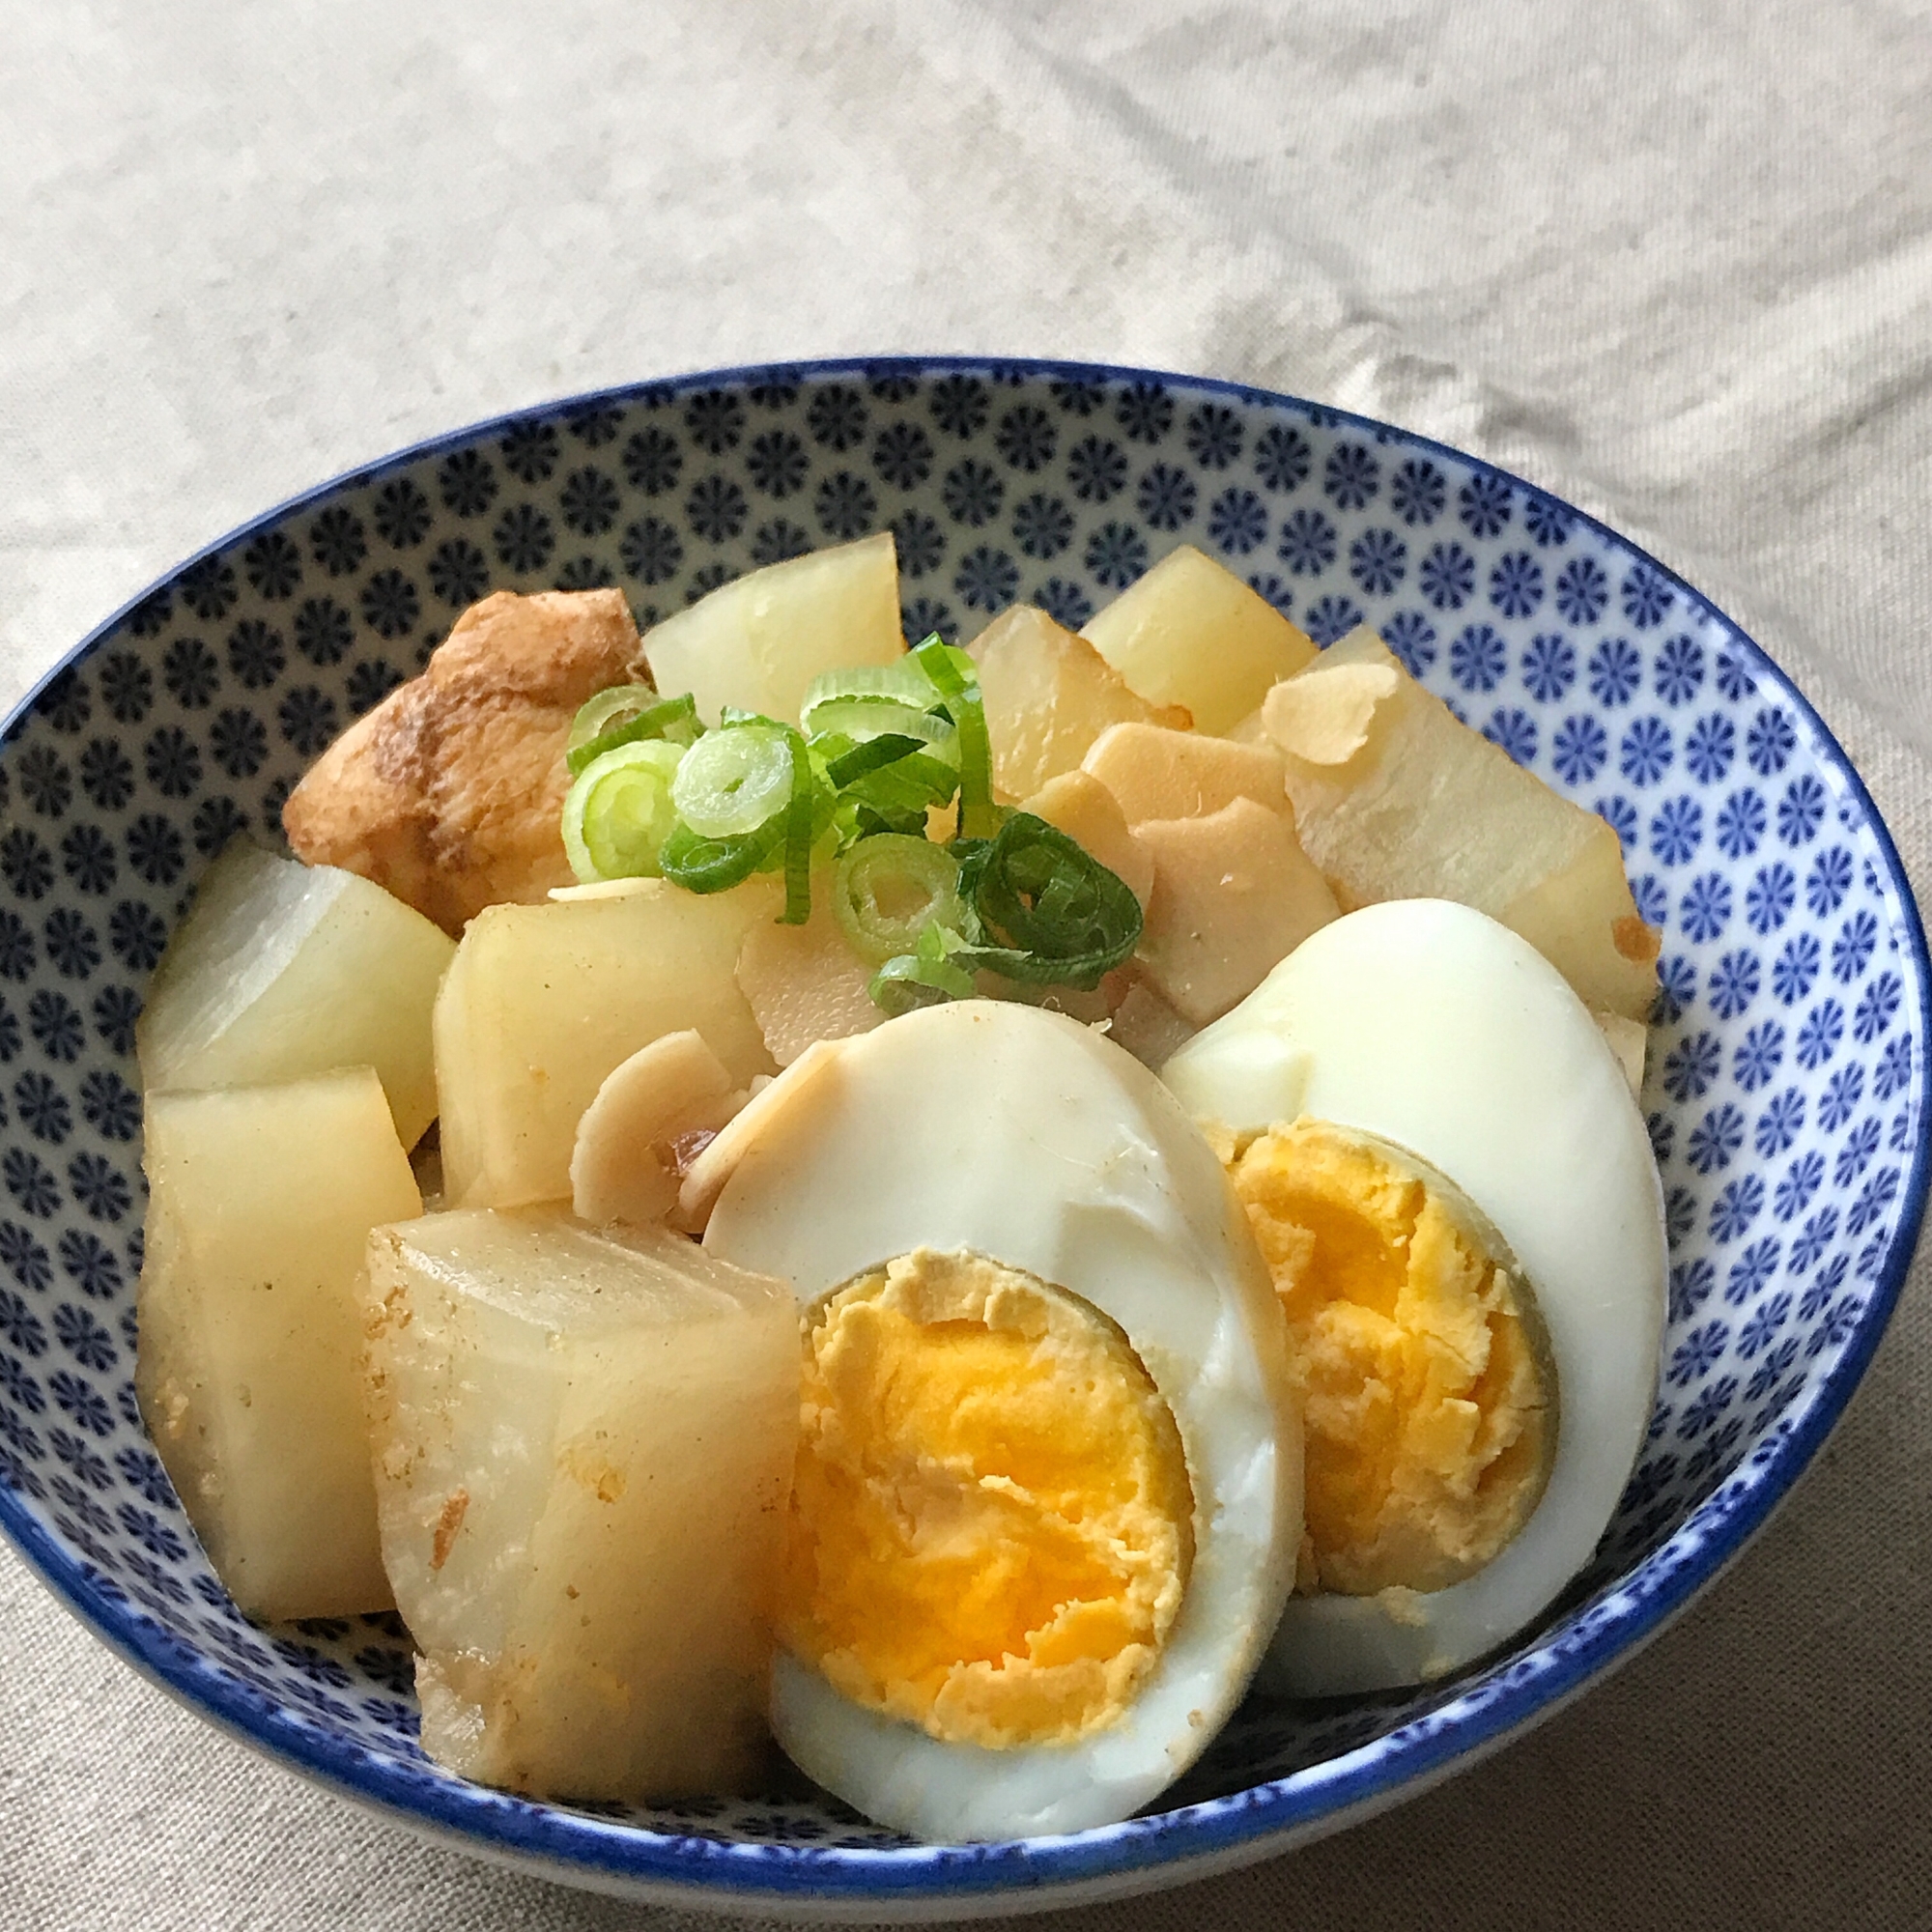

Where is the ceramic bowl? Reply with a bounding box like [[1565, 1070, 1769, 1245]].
[[0, 358, 1923, 1919]]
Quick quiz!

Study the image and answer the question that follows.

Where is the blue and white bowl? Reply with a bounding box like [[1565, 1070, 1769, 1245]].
[[0, 358, 1922, 1919]]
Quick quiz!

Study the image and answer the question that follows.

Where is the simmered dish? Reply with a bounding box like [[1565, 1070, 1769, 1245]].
[[131, 532, 1667, 1835]]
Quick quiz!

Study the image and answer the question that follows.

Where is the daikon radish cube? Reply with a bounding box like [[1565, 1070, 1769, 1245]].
[[965, 605, 1189, 801], [435, 878, 778, 1209], [361, 1208, 797, 1802], [136, 841, 454, 1150], [1080, 722, 1288, 827], [1082, 543, 1317, 734], [1133, 800, 1340, 1025], [1261, 628, 1659, 1020], [639, 530, 903, 727], [135, 1068, 420, 1618]]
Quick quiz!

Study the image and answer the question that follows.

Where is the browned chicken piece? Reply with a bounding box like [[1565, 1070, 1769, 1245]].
[[283, 588, 647, 933]]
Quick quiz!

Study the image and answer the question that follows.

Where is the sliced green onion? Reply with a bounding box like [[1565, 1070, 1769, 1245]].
[[839, 750, 959, 821], [659, 818, 783, 895], [569, 684, 660, 753], [781, 726, 815, 925], [566, 690, 702, 777], [868, 923, 978, 1016], [833, 837, 970, 967], [717, 704, 789, 731], [805, 696, 958, 757], [911, 635, 998, 839], [949, 810, 1142, 987], [800, 660, 943, 730], [817, 732, 932, 790], [672, 724, 796, 838], [560, 739, 685, 882]]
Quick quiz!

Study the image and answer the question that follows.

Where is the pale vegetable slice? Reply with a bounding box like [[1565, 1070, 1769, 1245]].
[[1257, 661, 1399, 767], [570, 1030, 742, 1226], [1261, 628, 1660, 1021], [135, 1067, 420, 1618], [639, 530, 904, 728], [965, 605, 1189, 801], [361, 1208, 797, 1802], [678, 1038, 844, 1231], [1020, 771, 1154, 910], [1134, 800, 1340, 1025], [136, 842, 454, 1150], [436, 877, 779, 1209], [1080, 722, 1288, 827], [735, 881, 886, 1066], [1082, 543, 1318, 735]]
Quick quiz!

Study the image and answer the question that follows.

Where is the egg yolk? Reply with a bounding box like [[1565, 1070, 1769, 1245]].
[[781, 1247, 1194, 1750], [1225, 1120, 1552, 1596]]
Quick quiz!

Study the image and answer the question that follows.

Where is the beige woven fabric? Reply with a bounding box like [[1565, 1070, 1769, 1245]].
[[4, 4, 1930, 1925]]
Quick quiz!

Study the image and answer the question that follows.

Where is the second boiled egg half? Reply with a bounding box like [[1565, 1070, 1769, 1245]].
[[699, 999, 1300, 1842], [1163, 898, 1667, 1694]]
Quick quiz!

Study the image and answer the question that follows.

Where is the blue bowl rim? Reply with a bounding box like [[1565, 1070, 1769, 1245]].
[[1, 352, 1925, 1911]]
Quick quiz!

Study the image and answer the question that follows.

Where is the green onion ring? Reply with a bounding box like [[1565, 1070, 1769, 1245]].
[[566, 690, 702, 777], [560, 739, 686, 882], [672, 724, 797, 838], [832, 836, 970, 967], [911, 635, 999, 839]]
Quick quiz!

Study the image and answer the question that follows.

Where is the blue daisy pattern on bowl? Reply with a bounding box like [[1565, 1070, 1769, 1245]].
[[0, 359, 1921, 1913]]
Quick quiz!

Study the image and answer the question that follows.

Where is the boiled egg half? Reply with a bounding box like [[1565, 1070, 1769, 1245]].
[[699, 999, 1300, 1841], [1162, 898, 1666, 1694]]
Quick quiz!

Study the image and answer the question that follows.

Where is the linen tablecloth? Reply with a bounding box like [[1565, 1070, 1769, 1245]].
[[5, 5, 1930, 1925]]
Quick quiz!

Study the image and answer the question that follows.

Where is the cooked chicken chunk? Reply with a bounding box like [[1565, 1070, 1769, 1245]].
[[283, 589, 646, 933]]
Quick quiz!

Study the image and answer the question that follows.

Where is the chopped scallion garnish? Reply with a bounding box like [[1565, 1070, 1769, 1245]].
[[658, 818, 785, 894], [950, 811, 1143, 987], [671, 724, 797, 838], [910, 635, 998, 839], [832, 837, 970, 967], [800, 660, 947, 729], [868, 923, 978, 1016], [803, 696, 958, 758], [781, 726, 816, 925], [565, 688, 701, 777], [561, 641, 1140, 983], [560, 739, 686, 882]]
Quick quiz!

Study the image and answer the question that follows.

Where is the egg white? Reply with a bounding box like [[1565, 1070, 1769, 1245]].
[[701, 999, 1301, 1841], [1162, 898, 1666, 1694]]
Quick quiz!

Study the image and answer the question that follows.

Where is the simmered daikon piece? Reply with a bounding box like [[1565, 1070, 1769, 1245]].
[[639, 530, 904, 727], [1262, 629, 1660, 1021], [361, 1208, 797, 1802], [137, 841, 454, 1149], [1083, 543, 1316, 734], [965, 606, 1188, 800], [136, 1067, 421, 1618], [435, 878, 778, 1208], [735, 881, 885, 1067]]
